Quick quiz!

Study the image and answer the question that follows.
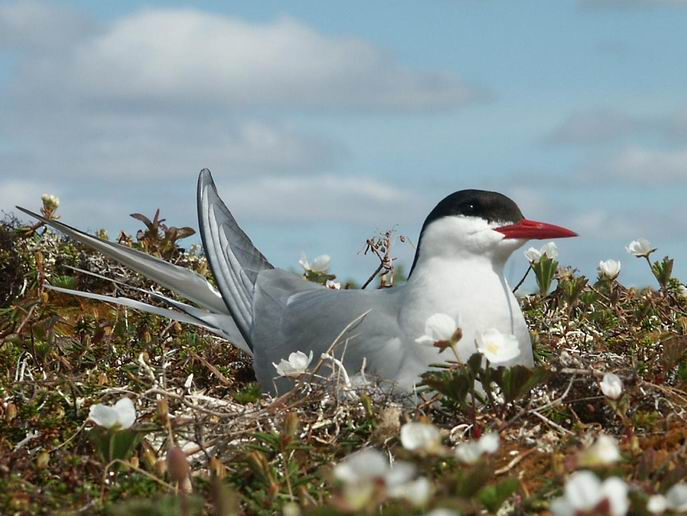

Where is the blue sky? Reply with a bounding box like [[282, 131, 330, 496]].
[[1, 0, 686, 289]]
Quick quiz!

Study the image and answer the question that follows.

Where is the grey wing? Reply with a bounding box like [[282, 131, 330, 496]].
[[45, 284, 249, 347], [55, 266, 251, 353], [197, 169, 274, 349], [251, 269, 405, 394], [15, 207, 229, 315], [15, 206, 251, 352]]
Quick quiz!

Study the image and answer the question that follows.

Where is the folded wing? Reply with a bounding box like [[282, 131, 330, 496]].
[[197, 169, 274, 349]]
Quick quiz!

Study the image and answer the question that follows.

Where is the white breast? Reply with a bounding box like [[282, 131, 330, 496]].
[[397, 255, 533, 377]]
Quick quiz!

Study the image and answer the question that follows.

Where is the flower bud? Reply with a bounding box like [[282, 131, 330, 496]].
[[209, 457, 226, 480], [157, 399, 169, 424], [283, 411, 300, 438], [5, 402, 17, 422], [36, 451, 50, 469], [166, 446, 190, 484]]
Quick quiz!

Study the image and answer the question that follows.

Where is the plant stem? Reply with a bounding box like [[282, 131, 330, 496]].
[[512, 264, 532, 294]]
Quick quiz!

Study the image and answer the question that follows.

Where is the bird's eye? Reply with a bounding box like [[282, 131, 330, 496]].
[[463, 202, 478, 214]]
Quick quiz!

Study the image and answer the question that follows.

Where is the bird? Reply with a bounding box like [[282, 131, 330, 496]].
[[18, 169, 577, 394]]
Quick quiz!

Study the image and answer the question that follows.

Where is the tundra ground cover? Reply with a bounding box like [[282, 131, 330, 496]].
[[1, 202, 686, 515]]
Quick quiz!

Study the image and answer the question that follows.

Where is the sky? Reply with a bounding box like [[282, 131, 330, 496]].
[[1, 0, 686, 289]]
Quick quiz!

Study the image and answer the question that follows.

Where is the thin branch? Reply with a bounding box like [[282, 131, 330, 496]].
[[512, 264, 532, 294]]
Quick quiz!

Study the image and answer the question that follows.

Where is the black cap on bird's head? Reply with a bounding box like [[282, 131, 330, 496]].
[[421, 190, 525, 230], [409, 189, 577, 276]]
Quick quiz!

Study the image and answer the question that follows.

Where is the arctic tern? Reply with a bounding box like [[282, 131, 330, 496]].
[[19, 169, 577, 394]]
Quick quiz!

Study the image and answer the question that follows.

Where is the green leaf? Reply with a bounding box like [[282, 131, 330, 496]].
[[478, 477, 520, 512], [651, 256, 674, 288], [496, 365, 550, 403], [129, 212, 153, 229], [173, 227, 196, 240], [454, 463, 493, 498], [421, 368, 472, 406], [533, 256, 558, 295], [233, 383, 261, 404], [109, 494, 204, 516], [467, 352, 483, 375], [561, 276, 588, 306], [51, 275, 77, 290], [88, 427, 143, 464]]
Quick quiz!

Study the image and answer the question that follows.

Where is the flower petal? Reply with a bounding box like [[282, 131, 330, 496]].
[[525, 247, 542, 263], [666, 483, 687, 511], [310, 254, 331, 272], [478, 433, 499, 454], [400, 422, 441, 452], [600, 373, 623, 400], [114, 397, 136, 429], [424, 313, 458, 342], [564, 471, 602, 510], [454, 441, 483, 464], [601, 477, 629, 516], [89, 403, 119, 429], [334, 448, 388, 483], [476, 328, 521, 364], [541, 242, 559, 260]]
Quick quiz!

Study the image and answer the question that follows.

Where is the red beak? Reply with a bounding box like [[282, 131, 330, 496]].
[[495, 218, 578, 240]]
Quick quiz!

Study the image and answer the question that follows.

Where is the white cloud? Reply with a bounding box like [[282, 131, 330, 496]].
[[570, 204, 687, 241], [219, 174, 418, 224], [75, 9, 479, 111], [1, 115, 345, 181], [547, 107, 687, 146], [0, 2, 483, 188], [7, 6, 482, 113], [0, 0, 93, 51], [604, 147, 687, 183], [547, 110, 645, 145]]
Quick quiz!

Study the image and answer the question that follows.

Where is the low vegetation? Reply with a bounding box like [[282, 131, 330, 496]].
[[1, 198, 686, 515]]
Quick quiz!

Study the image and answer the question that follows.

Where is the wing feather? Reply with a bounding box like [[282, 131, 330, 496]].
[[197, 169, 274, 347], [15, 207, 228, 315]]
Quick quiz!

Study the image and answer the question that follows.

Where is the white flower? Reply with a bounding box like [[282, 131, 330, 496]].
[[184, 373, 194, 389], [325, 279, 341, 289], [41, 193, 60, 210], [600, 373, 623, 400], [415, 313, 459, 345], [299, 253, 331, 273], [579, 434, 621, 466], [598, 259, 622, 280], [550, 471, 629, 516], [478, 432, 500, 453], [454, 440, 483, 465], [334, 448, 391, 484], [425, 510, 459, 516], [88, 397, 136, 430], [387, 476, 433, 507], [454, 433, 500, 464], [626, 238, 656, 258], [273, 350, 313, 377], [679, 284, 687, 299], [645, 486, 687, 514], [524, 242, 558, 263], [400, 422, 442, 454], [524, 247, 541, 263], [647, 494, 668, 514], [334, 448, 418, 509], [476, 328, 521, 364], [666, 483, 687, 512]]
